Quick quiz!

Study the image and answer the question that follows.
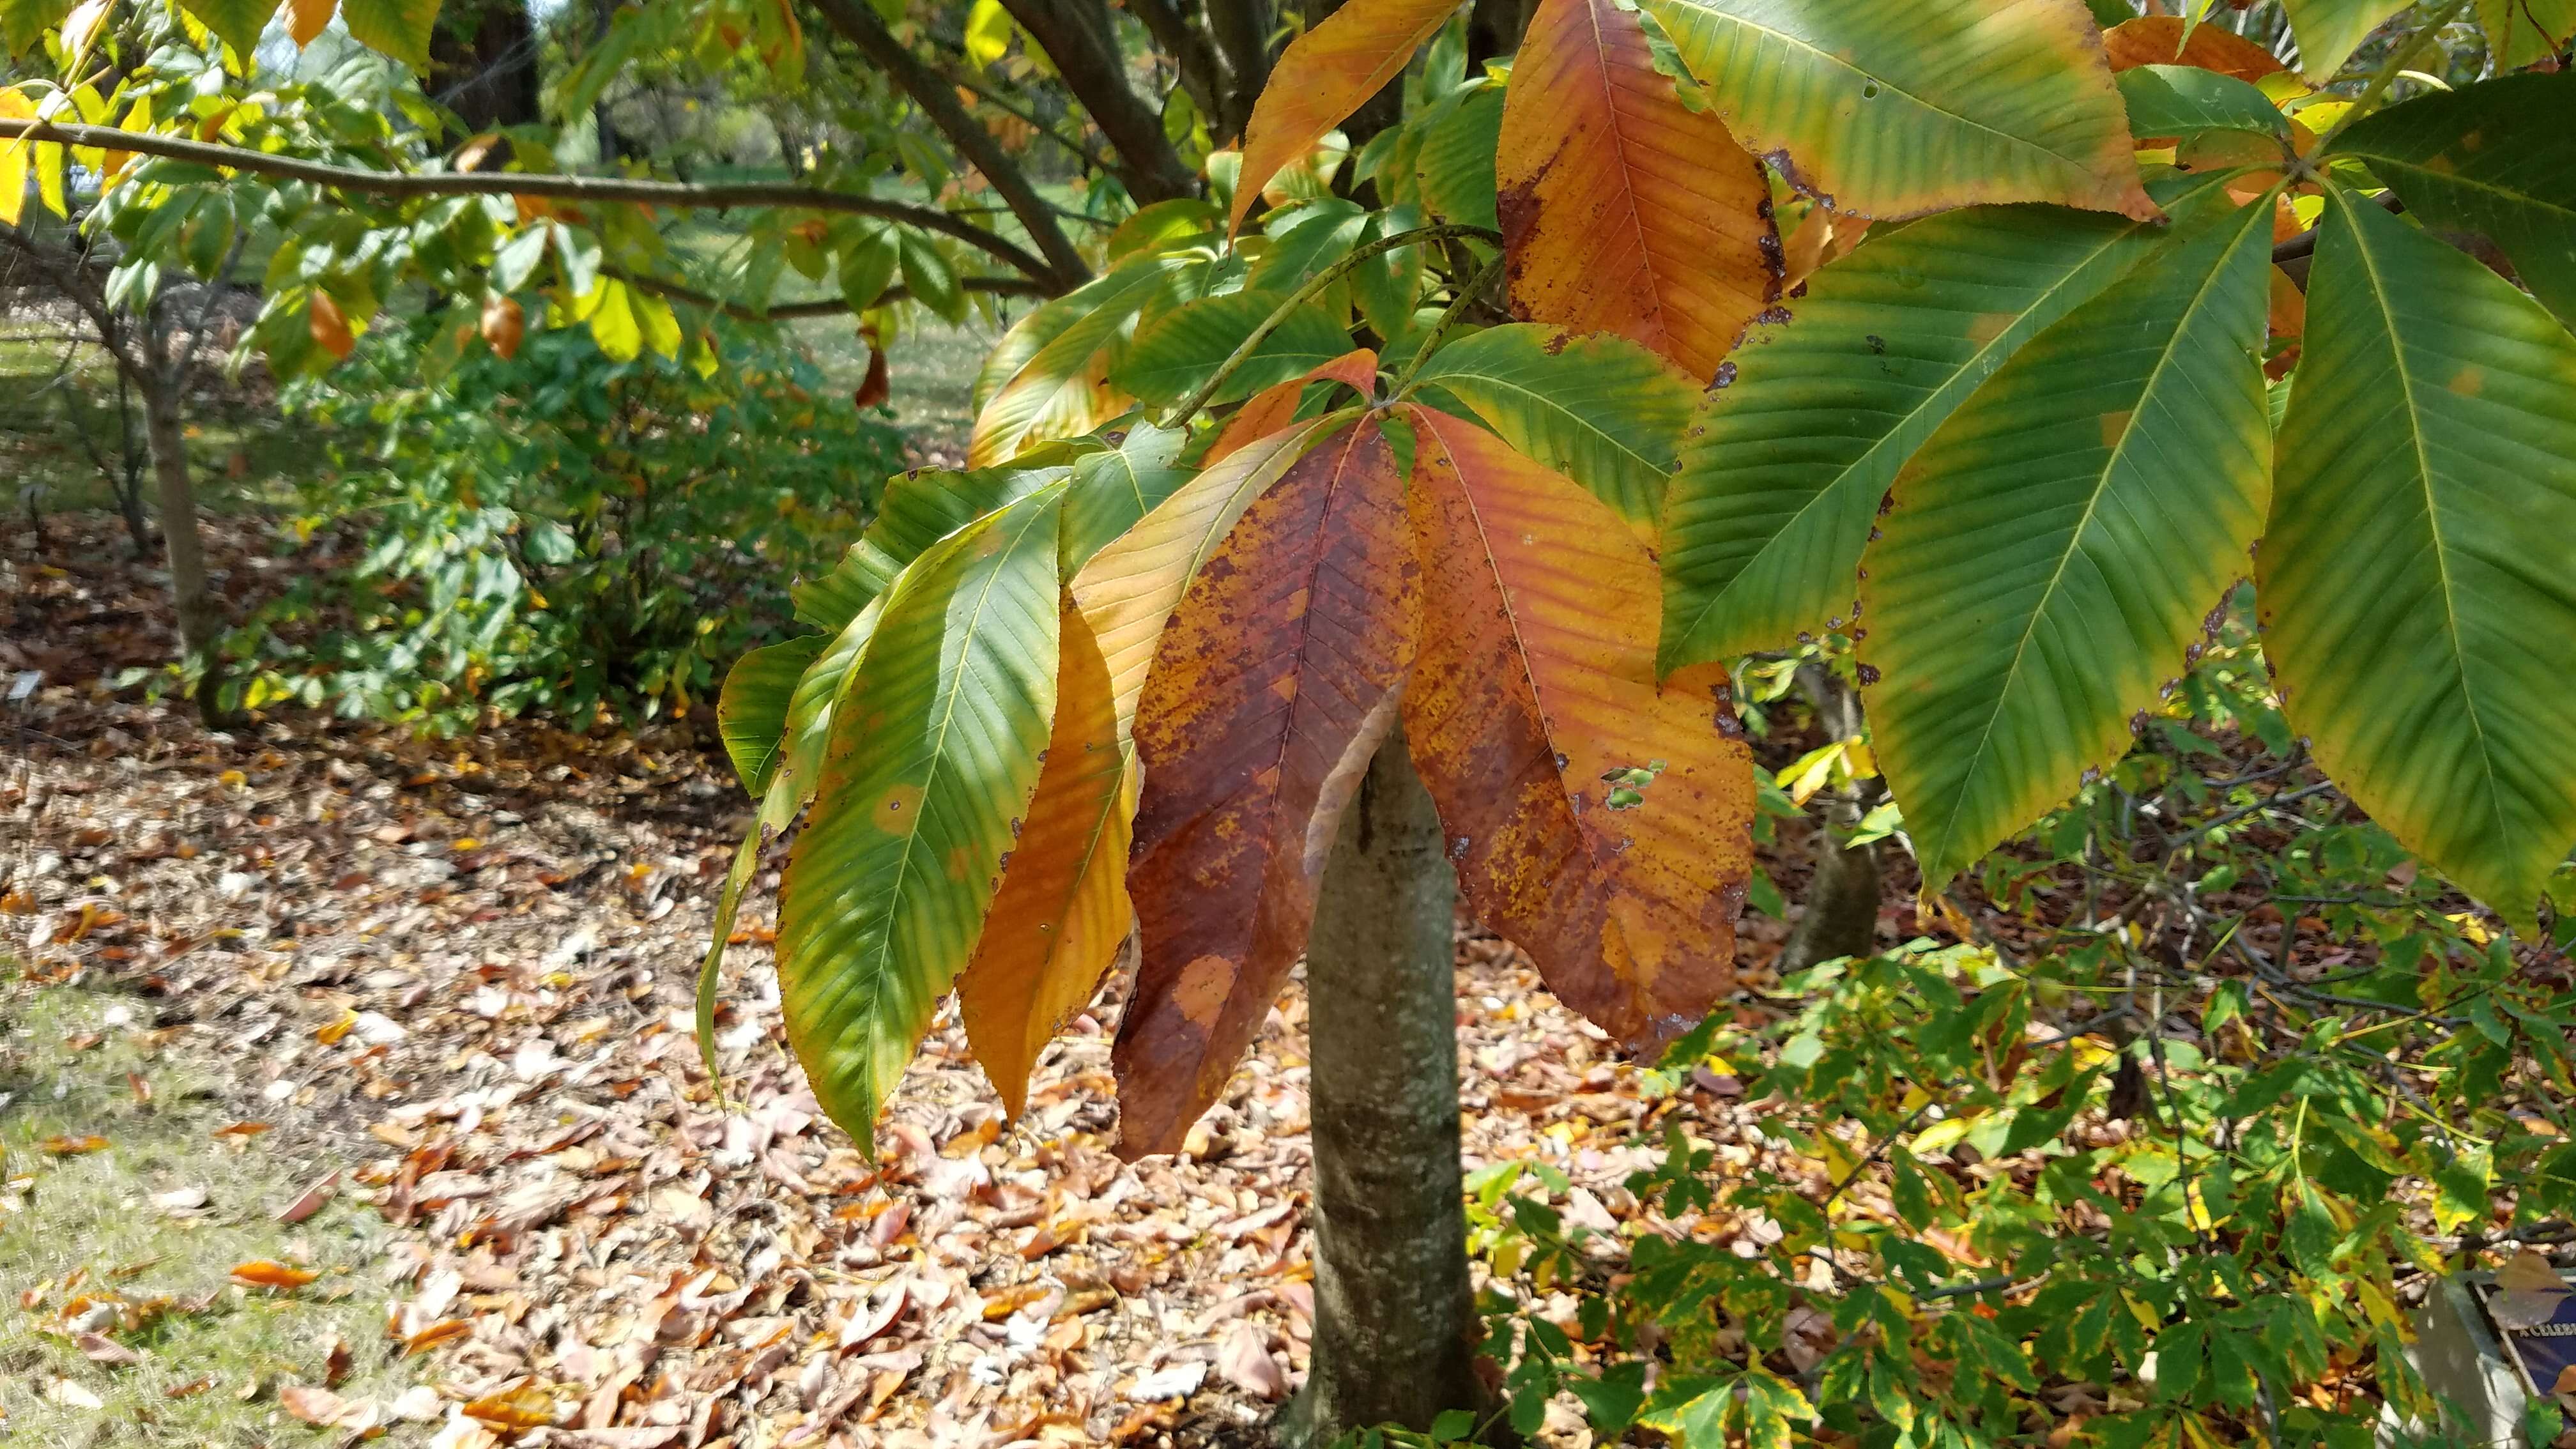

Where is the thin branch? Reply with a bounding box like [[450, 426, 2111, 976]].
[[799, 0, 1092, 288], [931, 56, 1117, 174], [0, 117, 1061, 284]]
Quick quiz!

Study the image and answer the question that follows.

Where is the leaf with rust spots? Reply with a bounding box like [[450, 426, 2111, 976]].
[[1401, 407, 1752, 1054], [1072, 417, 1347, 742], [2099, 16, 2288, 82], [2327, 73, 2576, 332], [1206, 350, 1379, 468], [1496, 0, 1779, 383], [2259, 183, 2576, 931], [1641, 0, 2159, 223], [778, 487, 1065, 1156], [958, 600, 1134, 1119], [1860, 184, 2278, 892], [1229, 0, 1464, 233], [1115, 421, 1420, 1158]]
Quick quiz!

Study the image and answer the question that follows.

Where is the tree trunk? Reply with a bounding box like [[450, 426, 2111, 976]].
[[1779, 666, 1883, 972], [1288, 730, 1489, 1445], [1206, 0, 1273, 141], [137, 363, 225, 718], [1002, 0, 1200, 203], [804, 0, 1093, 290]]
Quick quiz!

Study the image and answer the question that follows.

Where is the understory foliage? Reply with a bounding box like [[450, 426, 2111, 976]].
[[1457, 616, 2576, 1449], [213, 318, 903, 730]]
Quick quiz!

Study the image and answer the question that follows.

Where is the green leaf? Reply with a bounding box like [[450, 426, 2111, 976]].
[[1658, 199, 2174, 670], [1111, 291, 1354, 410], [777, 487, 1066, 1154], [2328, 72, 2576, 331], [969, 256, 1193, 465], [1, 0, 73, 56], [1061, 421, 1190, 571], [2280, 0, 2410, 79], [1403, 323, 1695, 525], [1860, 188, 2275, 891], [339, 0, 436, 66], [793, 463, 1070, 631], [838, 226, 901, 312], [2258, 185, 2576, 930], [1639, 0, 2158, 222], [719, 634, 825, 798], [1414, 79, 1503, 232], [2472, 0, 2576, 68], [898, 231, 963, 321], [181, 0, 282, 60], [2116, 65, 2292, 144]]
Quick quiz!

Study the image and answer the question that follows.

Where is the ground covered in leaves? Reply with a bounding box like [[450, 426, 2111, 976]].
[[1, 515, 1830, 1447]]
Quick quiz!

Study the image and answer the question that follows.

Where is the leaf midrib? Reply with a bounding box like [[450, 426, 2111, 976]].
[[1925, 201, 2267, 876], [847, 496, 1055, 1099], [2332, 187, 2513, 862]]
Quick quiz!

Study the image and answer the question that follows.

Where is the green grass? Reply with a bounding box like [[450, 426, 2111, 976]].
[[0, 965, 425, 1445], [0, 334, 310, 521]]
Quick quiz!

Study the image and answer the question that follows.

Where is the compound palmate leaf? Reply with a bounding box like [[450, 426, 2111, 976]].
[[956, 601, 1131, 1119], [1230, 0, 1464, 233], [1639, 0, 2158, 222], [777, 487, 1065, 1154], [1860, 188, 2278, 891], [1116, 420, 1419, 1159], [2258, 187, 2576, 928], [1496, 0, 1781, 382], [1658, 199, 2174, 670], [1403, 407, 1753, 1052], [2329, 72, 2576, 332]]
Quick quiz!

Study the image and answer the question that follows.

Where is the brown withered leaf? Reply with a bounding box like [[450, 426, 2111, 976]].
[[1116, 420, 1420, 1158], [1496, 0, 1779, 382], [1400, 407, 1754, 1052], [42, 1134, 108, 1155], [956, 602, 1133, 1121], [2099, 15, 2288, 81]]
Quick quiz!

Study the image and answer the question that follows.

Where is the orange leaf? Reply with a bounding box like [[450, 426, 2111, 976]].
[[309, 291, 355, 361], [1230, 0, 1462, 234], [315, 1011, 357, 1045], [462, 1384, 558, 1430], [481, 294, 525, 360], [402, 1318, 472, 1354], [1496, 0, 1780, 382], [42, 1134, 109, 1156], [2099, 15, 2288, 82], [229, 1260, 318, 1289], [1205, 349, 1378, 467], [211, 1121, 271, 1138], [287, 0, 335, 46], [957, 600, 1133, 1120], [1400, 407, 1753, 1052], [1114, 421, 1420, 1157]]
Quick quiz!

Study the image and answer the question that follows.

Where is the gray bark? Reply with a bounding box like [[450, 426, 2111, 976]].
[[1288, 729, 1488, 1444], [135, 361, 222, 713], [1779, 666, 1884, 972]]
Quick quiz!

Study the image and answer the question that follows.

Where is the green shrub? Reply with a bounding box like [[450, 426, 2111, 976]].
[[220, 311, 903, 732]]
